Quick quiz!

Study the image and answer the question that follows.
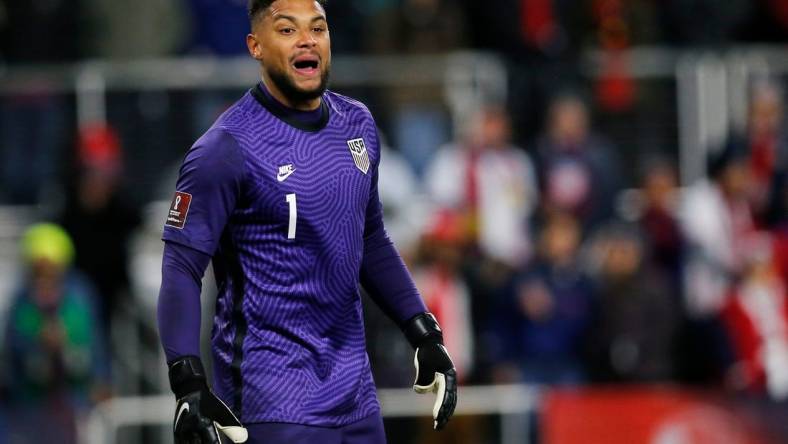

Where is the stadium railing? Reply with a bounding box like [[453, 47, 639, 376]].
[[82, 384, 543, 444]]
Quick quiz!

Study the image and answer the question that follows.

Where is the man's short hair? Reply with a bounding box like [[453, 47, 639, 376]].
[[248, 0, 327, 25]]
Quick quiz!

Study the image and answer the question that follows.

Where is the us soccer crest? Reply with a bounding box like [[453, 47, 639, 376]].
[[346, 138, 370, 174]]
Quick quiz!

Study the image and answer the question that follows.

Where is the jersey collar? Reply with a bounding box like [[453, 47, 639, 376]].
[[250, 83, 330, 132]]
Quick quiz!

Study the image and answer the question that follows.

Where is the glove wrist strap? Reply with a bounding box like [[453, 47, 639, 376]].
[[168, 355, 208, 398], [403, 312, 443, 349]]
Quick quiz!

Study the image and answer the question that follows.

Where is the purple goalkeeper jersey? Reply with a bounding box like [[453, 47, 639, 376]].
[[162, 84, 425, 426]]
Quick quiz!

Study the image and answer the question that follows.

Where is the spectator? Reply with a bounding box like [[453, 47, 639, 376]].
[[426, 107, 539, 370], [534, 92, 623, 232], [413, 209, 475, 383], [58, 124, 142, 332], [678, 142, 755, 384], [585, 222, 680, 382], [721, 232, 788, 400], [637, 156, 684, 293], [3, 224, 109, 444], [426, 105, 539, 270], [497, 211, 594, 385], [680, 141, 755, 317]]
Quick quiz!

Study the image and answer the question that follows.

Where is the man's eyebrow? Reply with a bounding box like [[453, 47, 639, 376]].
[[272, 14, 297, 23], [272, 14, 326, 24]]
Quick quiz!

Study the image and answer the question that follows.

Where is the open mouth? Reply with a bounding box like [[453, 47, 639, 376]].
[[292, 56, 319, 76], [294, 60, 318, 69]]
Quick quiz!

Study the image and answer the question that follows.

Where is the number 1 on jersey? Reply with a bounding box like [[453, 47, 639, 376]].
[[286, 193, 297, 239]]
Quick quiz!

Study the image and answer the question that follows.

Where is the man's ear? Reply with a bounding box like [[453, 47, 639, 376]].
[[247, 33, 263, 60]]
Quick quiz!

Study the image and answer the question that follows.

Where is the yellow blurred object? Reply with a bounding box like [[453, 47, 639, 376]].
[[21, 223, 75, 267]]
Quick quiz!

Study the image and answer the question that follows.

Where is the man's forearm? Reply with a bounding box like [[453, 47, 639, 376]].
[[158, 241, 211, 362], [359, 232, 426, 326]]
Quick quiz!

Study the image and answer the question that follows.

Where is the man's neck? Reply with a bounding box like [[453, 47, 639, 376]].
[[251, 81, 328, 132], [260, 77, 321, 111]]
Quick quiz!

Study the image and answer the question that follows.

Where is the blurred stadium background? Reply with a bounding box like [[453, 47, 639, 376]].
[[1, 0, 788, 443]]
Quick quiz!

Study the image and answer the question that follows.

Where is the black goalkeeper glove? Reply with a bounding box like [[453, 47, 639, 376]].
[[168, 356, 248, 443], [403, 312, 458, 430]]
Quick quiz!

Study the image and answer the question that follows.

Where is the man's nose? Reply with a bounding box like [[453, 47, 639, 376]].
[[296, 30, 317, 48]]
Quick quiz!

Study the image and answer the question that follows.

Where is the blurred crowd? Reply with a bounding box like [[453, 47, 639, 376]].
[[366, 79, 788, 399], [359, 80, 788, 444], [0, 0, 787, 443], [0, 123, 140, 443], [1, 0, 788, 205], [2, 0, 788, 63], [2, 0, 788, 204]]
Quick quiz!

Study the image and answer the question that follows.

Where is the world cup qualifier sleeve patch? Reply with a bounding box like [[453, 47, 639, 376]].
[[165, 191, 192, 229]]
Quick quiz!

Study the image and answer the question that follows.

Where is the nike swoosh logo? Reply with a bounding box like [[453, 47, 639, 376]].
[[174, 402, 189, 430], [277, 168, 296, 182]]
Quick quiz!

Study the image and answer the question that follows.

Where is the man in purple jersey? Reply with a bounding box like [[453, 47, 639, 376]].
[[156, 0, 457, 443]]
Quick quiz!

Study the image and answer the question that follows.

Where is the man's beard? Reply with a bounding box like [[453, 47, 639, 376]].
[[268, 63, 330, 105]]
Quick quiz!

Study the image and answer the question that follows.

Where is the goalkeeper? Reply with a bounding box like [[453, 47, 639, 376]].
[[156, 0, 456, 442]]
